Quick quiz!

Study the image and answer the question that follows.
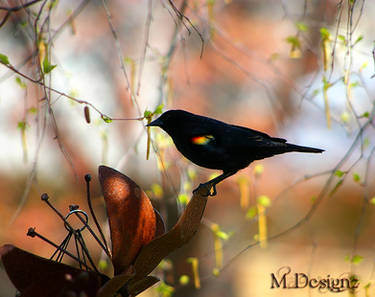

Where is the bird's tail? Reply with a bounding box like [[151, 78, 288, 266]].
[[286, 143, 324, 153]]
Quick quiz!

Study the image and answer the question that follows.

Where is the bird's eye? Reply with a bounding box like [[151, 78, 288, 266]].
[[191, 135, 215, 145]]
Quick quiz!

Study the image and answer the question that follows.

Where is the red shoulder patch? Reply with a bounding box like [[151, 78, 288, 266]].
[[191, 135, 214, 145]]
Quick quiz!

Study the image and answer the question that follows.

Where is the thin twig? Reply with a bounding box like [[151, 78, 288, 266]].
[[136, 0, 153, 96], [84, 175, 112, 258], [221, 100, 375, 271], [101, 0, 141, 115], [2, 63, 143, 121], [0, 0, 43, 27]]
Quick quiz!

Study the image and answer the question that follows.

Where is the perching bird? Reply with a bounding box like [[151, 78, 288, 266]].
[[148, 110, 324, 195]]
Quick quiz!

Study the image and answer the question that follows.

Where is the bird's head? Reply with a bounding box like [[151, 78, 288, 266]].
[[147, 110, 191, 134]]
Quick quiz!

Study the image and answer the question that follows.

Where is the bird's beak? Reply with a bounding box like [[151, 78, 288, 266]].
[[147, 117, 163, 127]]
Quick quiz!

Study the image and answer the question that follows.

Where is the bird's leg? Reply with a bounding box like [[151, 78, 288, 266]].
[[193, 171, 237, 197]]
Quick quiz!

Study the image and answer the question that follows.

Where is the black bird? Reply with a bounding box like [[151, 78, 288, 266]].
[[148, 110, 324, 195]]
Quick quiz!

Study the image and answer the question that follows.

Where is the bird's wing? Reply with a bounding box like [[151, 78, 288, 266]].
[[230, 124, 287, 143], [185, 119, 286, 150]]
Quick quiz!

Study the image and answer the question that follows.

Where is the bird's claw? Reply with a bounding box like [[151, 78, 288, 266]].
[[209, 184, 217, 196], [193, 183, 217, 197]]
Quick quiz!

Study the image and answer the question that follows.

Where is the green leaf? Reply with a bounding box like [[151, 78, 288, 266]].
[[353, 173, 360, 183], [320, 27, 330, 39], [98, 259, 109, 271], [15, 77, 27, 89], [154, 104, 164, 115], [48, 0, 59, 9], [329, 179, 343, 197], [312, 89, 320, 97], [350, 81, 360, 88], [334, 170, 345, 177], [42, 56, 56, 74], [156, 281, 174, 297], [286, 36, 301, 49], [296, 22, 308, 32], [101, 115, 112, 123], [178, 193, 189, 205], [28, 107, 37, 114], [351, 255, 363, 265], [0, 53, 10, 65], [257, 195, 271, 207], [151, 183, 163, 198], [364, 282, 371, 289], [17, 121, 27, 131], [322, 76, 331, 90], [363, 137, 370, 150], [370, 197, 375, 205], [361, 111, 370, 118], [216, 230, 232, 241], [144, 110, 152, 118], [246, 206, 257, 219], [338, 35, 346, 43], [354, 35, 363, 45]]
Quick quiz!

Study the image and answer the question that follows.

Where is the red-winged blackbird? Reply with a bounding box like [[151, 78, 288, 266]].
[[148, 110, 324, 195]]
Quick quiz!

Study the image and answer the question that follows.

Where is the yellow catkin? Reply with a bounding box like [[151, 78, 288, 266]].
[[188, 258, 200, 289], [214, 237, 223, 269], [21, 127, 27, 163], [211, 224, 223, 269], [345, 69, 352, 112], [323, 80, 332, 129], [146, 118, 151, 160], [321, 38, 330, 72], [237, 176, 250, 209], [364, 283, 370, 297], [257, 204, 267, 248], [38, 41, 46, 68], [321, 30, 331, 128], [207, 0, 215, 38], [290, 44, 301, 59]]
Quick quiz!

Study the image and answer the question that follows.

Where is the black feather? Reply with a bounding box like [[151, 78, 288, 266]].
[[148, 110, 324, 194]]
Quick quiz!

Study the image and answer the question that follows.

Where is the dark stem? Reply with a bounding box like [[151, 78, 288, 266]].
[[84, 174, 111, 257], [74, 232, 83, 270], [41, 193, 79, 232], [72, 210, 111, 259], [51, 232, 72, 263], [27, 228, 91, 270], [75, 232, 99, 273]]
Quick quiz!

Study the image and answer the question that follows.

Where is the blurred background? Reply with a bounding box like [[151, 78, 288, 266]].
[[1, 0, 375, 296]]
